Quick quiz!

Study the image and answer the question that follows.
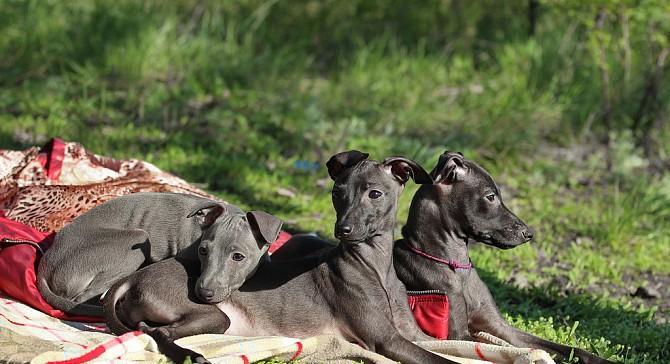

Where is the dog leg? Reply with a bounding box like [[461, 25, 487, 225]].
[[138, 309, 229, 364], [469, 305, 615, 364]]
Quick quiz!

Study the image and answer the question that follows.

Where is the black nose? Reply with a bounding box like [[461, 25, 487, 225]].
[[198, 288, 214, 301], [336, 224, 353, 237], [522, 228, 535, 240]]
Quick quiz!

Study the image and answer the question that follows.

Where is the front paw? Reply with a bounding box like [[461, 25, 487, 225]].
[[171, 348, 210, 364], [192, 354, 211, 364], [137, 321, 156, 333]]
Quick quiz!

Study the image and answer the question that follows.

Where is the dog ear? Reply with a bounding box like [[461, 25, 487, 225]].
[[187, 202, 226, 228], [246, 211, 283, 248], [431, 151, 466, 184], [382, 157, 433, 185], [326, 150, 369, 181]]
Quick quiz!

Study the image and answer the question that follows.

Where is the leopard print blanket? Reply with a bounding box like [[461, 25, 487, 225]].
[[0, 138, 224, 232]]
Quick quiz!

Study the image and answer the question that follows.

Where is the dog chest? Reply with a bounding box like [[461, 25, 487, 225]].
[[216, 302, 256, 336]]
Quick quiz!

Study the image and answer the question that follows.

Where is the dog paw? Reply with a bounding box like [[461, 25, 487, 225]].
[[137, 321, 155, 333], [193, 355, 211, 364], [179, 350, 210, 364]]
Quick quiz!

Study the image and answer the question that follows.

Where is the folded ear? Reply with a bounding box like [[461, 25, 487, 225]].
[[382, 157, 433, 185], [326, 150, 369, 181], [187, 202, 225, 228], [430, 151, 466, 184], [246, 211, 283, 248]]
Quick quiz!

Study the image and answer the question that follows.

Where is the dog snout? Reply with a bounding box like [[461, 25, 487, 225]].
[[335, 223, 353, 238], [198, 288, 215, 301], [521, 227, 535, 241]]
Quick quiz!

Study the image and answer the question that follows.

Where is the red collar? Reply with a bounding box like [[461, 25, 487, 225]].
[[403, 240, 472, 270]]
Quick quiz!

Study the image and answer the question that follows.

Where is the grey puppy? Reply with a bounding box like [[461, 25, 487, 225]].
[[103, 151, 458, 364], [37, 192, 280, 316], [104, 210, 282, 364], [394, 151, 615, 364]]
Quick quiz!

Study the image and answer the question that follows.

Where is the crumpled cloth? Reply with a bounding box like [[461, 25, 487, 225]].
[[0, 138, 223, 233]]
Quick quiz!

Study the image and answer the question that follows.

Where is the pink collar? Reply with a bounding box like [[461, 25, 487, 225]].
[[403, 240, 473, 270]]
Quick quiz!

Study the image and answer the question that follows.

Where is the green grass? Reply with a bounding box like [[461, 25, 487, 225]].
[[1, 1, 669, 363]]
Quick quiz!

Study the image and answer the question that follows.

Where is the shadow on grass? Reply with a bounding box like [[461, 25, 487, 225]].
[[476, 266, 669, 360], [0, 130, 34, 151]]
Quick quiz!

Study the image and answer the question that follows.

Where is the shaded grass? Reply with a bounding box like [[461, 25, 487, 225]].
[[479, 267, 670, 364]]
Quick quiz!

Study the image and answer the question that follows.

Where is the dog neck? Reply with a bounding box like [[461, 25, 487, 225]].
[[401, 185, 470, 266], [338, 230, 397, 281]]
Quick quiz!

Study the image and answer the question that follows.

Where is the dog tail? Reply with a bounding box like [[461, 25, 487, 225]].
[[103, 279, 134, 335], [37, 277, 104, 317]]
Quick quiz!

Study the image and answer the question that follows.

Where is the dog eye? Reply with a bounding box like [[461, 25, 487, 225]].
[[332, 190, 342, 199], [368, 190, 383, 199], [232, 253, 245, 261], [198, 246, 209, 256], [485, 193, 495, 202]]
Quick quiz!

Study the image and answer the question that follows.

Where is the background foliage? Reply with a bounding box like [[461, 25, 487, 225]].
[[1, 1, 669, 363]]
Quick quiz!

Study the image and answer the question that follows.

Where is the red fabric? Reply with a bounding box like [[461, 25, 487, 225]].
[[0, 138, 97, 320], [268, 231, 292, 254], [42, 138, 66, 181], [45, 331, 143, 364], [474, 342, 488, 361], [34, 137, 66, 182], [289, 341, 304, 361], [407, 293, 450, 340], [0, 216, 101, 322]]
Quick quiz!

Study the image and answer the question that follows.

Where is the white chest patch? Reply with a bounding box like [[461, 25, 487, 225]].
[[216, 302, 256, 336]]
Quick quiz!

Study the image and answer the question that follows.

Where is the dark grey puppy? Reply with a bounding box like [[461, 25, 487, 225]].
[[37, 192, 275, 316], [394, 151, 615, 364], [104, 151, 458, 364]]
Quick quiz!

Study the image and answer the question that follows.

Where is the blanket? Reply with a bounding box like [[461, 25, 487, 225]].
[[0, 139, 555, 363], [1, 295, 553, 364]]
